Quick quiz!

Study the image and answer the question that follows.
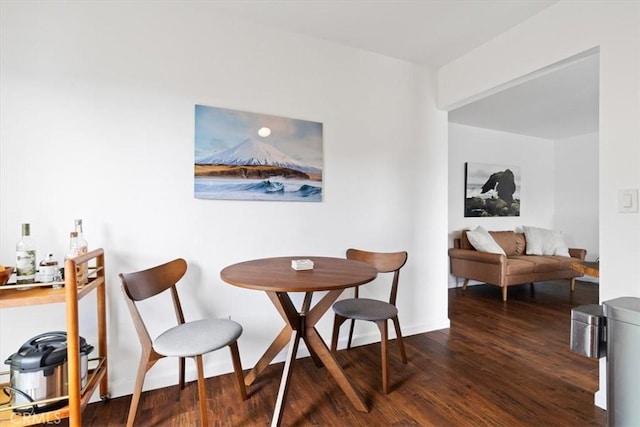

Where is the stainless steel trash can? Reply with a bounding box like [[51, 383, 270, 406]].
[[603, 297, 640, 427], [570, 304, 606, 359]]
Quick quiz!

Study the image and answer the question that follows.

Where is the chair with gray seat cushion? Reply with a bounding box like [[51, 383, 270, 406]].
[[119, 258, 247, 427], [330, 248, 408, 394]]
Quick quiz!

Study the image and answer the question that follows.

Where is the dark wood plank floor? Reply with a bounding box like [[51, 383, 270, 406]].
[[77, 280, 605, 426]]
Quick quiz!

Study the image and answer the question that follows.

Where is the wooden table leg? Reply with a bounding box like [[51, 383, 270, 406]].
[[306, 290, 343, 325], [245, 291, 305, 386], [269, 291, 309, 427], [305, 327, 368, 412], [306, 289, 368, 411], [271, 328, 302, 427], [244, 325, 292, 386], [298, 292, 323, 368], [259, 289, 369, 426]]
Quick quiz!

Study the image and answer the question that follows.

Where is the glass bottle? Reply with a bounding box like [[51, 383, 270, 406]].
[[16, 223, 37, 288], [66, 231, 87, 286], [39, 253, 58, 283], [74, 219, 89, 285]]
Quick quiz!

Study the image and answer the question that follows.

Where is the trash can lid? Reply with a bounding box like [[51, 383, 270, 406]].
[[571, 304, 605, 325], [603, 297, 640, 326]]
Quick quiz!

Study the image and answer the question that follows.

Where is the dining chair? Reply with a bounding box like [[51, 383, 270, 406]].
[[330, 248, 408, 394], [119, 258, 247, 427]]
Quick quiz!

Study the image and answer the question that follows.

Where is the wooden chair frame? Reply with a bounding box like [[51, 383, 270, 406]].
[[330, 249, 408, 393], [120, 258, 246, 427]]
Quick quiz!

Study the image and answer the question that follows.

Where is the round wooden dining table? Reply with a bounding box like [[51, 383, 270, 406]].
[[220, 256, 378, 427]]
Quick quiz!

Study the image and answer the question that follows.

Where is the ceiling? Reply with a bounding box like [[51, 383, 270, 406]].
[[207, 0, 598, 139], [449, 53, 599, 139]]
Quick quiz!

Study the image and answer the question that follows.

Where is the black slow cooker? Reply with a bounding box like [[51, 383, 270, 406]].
[[3, 331, 93, 414]]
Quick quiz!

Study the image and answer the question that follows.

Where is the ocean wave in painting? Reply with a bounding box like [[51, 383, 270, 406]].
[[195, 178, 322, 202]]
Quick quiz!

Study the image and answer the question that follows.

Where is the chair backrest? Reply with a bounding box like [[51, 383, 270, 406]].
[[346, 249, 408, 306], [119, 258, 188, 348], [120, 258, 187, 302]]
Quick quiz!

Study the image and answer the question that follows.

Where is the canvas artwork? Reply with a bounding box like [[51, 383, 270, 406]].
[[194, 105, 323, 202], [465, 162, 521, 217]]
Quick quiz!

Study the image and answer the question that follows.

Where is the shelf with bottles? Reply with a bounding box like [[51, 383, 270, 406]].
[[0, 265, 104, 309], [10, 219, 89, 293]]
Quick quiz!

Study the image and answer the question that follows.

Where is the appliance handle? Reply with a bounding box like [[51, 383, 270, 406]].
[[18, 331, 67, 352]]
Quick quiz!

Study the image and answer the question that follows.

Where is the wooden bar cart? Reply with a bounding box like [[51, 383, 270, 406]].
[[0, 248, 109, 426]]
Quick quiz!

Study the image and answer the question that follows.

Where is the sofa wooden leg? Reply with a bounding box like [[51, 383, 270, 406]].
[[570, 278, 576, 291], [462, 278, 469, 290], [502, 287, 508, 302]]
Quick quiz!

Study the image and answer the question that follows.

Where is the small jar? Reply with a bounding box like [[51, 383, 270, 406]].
[[39, 253, 59, 284]]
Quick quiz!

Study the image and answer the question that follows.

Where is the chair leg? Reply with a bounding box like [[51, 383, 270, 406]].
[[330, 314, 347, 353], [347, 318, 356, 350], [570, 277, 576, 291], [229, 342, 247, 400], [179, 357, 185, 390], [392, 316, 407, 364], [462, 278, 469, 290], [126, 353, 153, 427], [502, 286, 508, 302], [376, 320, 390, 394], [195, 355, 208, 427]]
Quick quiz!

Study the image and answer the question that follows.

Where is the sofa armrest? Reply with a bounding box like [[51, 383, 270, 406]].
[[448, 248, 506, 265], [569, 248, 587, 261], [448, 248, 507, 287]]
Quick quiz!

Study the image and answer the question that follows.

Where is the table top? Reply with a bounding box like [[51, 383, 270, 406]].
[[220, 256, 378, 292]]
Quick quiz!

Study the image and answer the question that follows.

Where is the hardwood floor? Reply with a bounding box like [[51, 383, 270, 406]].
[[78, 280, 605, 426]]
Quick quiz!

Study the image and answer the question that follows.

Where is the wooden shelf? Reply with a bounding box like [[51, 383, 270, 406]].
[[0, 248, 109, 426], [0, 271, 103, 308]]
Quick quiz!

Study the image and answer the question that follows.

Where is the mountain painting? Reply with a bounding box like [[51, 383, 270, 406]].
[[194, 105, 323, 202]]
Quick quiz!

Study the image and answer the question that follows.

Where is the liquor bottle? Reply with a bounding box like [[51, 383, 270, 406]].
[[66, 231, 87, 286], [16, 223, 37, 288], [74, 219, 88, 254], [39, 253, 58, 283], [74, 219, 88, 285]]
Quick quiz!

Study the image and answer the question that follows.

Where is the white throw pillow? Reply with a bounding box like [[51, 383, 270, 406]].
[[523, 226, 570, 257], [466, 226, 506, 255]]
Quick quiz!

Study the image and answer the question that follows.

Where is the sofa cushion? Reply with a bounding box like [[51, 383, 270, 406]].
[[461, 229, 519, 255], [531, 257, 565, 273], [505, 258, 536, 275], [523, 226, 570, 257], [489, 231, 518, 256], [460, 230, 474, 250], [514, 233, 526, 255], [543, 255, 577, 267], [466, 226, 505, 255], [509, 255, 570, 273]]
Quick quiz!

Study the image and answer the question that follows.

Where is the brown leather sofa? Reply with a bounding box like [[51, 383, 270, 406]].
[[449, 230, 586, 301]]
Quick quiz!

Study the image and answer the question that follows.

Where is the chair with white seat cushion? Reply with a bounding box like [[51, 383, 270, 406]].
[[120, 258, 247, 427], [330, 248, 408, 394]]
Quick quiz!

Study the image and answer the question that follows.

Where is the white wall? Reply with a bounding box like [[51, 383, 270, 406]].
[[439, 0, 639, 408], [0, 2, 450, 398], [448, 123, 556, 231], [554, 132, 599, 261]]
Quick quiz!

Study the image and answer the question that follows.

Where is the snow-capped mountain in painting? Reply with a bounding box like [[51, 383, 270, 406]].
[[197, 138, 322, 174]]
